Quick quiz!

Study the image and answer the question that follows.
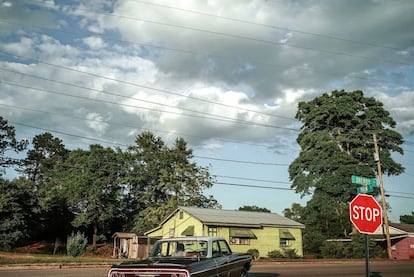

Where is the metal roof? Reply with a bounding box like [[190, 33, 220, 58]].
[[179, 206, 304, 228]]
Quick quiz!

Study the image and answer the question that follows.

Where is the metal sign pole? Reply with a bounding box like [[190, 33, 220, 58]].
[[365, 234, 370, 277]]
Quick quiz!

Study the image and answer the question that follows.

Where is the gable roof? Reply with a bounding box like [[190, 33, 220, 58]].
[[177, 206, 304, 228], [390, 223, 414, 233]]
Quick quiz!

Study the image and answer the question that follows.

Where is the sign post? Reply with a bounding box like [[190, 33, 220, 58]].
[[349, 194, 383, 277]]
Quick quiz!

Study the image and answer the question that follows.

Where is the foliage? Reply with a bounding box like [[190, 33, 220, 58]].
[[52, 145, 123, 249], [320, 234, 385, 259], [283, 248, 300, 259], [400, 212, 414, 224], [267, 249, 284, 259], [124, 132, 219, 234], [66, 231, 88, 257], [1, 119, 220, 248], [289, 90, 404, 255], [18, 132, 71, 242], [247, 248, 260, 259], [239, 205, 270, 213], [0, 178, 38, 250], [320, 241, 346, 258], [283, 203, 304, 223], [0, 116, 28, 173], [267, 248, 299, 259]]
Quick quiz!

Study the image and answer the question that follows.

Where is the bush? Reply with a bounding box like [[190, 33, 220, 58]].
[[283, 248, 299, 259], [320, 241, 345, 258], [247, 248, 260, 259], [66, 231, 88, 257], [267, 249, 285, 259], [268, 248, 300, 259]]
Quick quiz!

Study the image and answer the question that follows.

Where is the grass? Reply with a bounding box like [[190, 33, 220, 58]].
[[0, 252, 117, 266]]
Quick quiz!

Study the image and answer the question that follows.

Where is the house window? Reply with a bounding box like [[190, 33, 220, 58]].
[[280, 238, 289, 247], [169, 228, 175, 238], [208, 227, 218, 236], [230, 237, 250, 245], [179, 211, 184, 220]]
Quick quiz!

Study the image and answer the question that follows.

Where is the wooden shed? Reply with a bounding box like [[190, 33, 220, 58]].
[[112, 232, 159, 259]]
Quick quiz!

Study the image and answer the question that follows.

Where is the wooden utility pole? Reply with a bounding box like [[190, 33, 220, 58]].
[[373, 134, 392, 259]]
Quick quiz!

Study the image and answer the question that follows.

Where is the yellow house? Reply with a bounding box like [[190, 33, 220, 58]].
[[145, 206, 305, 258]]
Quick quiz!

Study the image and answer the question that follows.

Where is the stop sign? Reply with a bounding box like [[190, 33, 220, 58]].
[[349, 194, 383, 234]]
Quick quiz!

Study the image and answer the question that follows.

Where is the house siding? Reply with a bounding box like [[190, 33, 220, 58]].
[[146, 207, 304, 258], [392, 237, 414, 260]]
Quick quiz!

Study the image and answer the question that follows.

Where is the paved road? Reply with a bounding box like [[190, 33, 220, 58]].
[[0, 261, 413, 277]]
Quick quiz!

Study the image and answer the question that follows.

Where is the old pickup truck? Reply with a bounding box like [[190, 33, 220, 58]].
[[108, 236, 252, 277]]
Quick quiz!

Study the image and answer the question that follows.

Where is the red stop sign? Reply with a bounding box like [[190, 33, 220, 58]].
[[349, 194, 383, 234]]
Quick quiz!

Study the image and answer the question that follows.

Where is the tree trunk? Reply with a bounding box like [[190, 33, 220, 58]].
[[93, 222, 97, 250]]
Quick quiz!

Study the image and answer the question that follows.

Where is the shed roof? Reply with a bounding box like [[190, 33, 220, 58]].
[[177, 206, 304, 228]]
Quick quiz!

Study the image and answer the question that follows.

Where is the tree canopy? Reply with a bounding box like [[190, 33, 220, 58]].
[[288, 90, 404, 254], [0, 117, 28, 172], [0, 117, 219, 249]]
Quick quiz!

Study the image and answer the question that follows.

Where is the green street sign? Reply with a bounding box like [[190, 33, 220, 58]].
[[352, 175, 377, 187], [357, 184, 374, 194]]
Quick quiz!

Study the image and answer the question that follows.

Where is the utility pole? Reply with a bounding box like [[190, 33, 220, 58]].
[[373, 134, 392, 259]]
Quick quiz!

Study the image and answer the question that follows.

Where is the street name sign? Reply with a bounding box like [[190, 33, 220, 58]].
[[357, 185, 374, 194], [351, 175, 377, 186], [349, 194, 382, 234]]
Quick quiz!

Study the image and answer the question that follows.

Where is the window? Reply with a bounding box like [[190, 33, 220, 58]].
[[169, 228, 175, 238], [280, 238, 289, 247], [208, 227, 218, 236], [230, 237, 250, 245], [218, 240, 231, 255], [179, 211, 184, 220]]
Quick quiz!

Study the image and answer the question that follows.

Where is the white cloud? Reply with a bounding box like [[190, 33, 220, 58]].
[[85, 112, 109, 135], [83, 36, 106, 49]]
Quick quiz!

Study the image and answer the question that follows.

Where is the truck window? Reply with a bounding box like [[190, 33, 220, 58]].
[[218, 240, 231, 255]]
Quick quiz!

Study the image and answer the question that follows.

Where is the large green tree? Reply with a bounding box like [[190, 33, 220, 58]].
[[51, 144, 123, 249], [21, 132, 69, 184], [124, 132, 219, 234], [400, 212, 414, 224], [289, 90, 404, 254], [17, 132, 71, 244], [0, 116, 28, 173], [0, 178, 38, 250]]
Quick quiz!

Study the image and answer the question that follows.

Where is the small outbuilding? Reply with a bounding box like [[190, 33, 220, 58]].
[[373, 223, 414, 260], [112, 232, 159, 259]]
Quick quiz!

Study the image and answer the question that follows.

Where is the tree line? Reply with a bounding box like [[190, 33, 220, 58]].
[[0, 117, 219, 250], [1, 90, 411, 257]]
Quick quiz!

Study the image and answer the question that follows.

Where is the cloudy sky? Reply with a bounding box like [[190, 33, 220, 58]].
[[1, 0, 413, 222]]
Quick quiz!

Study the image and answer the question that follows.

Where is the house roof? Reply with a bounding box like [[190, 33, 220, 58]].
[[177, 206, 305, 228], [390, 223, 414, 233]]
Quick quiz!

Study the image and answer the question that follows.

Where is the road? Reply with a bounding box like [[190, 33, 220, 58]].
[[0, 260, 413, 277]]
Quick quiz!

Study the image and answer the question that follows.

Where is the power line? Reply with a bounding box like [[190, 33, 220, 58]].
[[0, 80, 298, 131], [0, 103, 274, 149], [196, 156, 289, 166], [213, 182, 414, 199], [0, 50, 298, 123], [0, 19, 404, 88], [215, 174, 291, 184], [30, 0, 411, 66], [0, 67, 287, 126], [131, 0, 406, 52], [7, 121, 291, 166]]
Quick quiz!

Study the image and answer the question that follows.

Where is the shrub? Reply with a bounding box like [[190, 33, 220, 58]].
[[283, 248, 299, 259], [247, 248, 260, 259], [267, 249, 284, 259], [268, 248, 300, 259], [320, 241, 345, 258], [66, 231, 88, 257]]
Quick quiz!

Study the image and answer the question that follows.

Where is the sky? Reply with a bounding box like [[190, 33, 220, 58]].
[[0, 0, 413, 223]]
